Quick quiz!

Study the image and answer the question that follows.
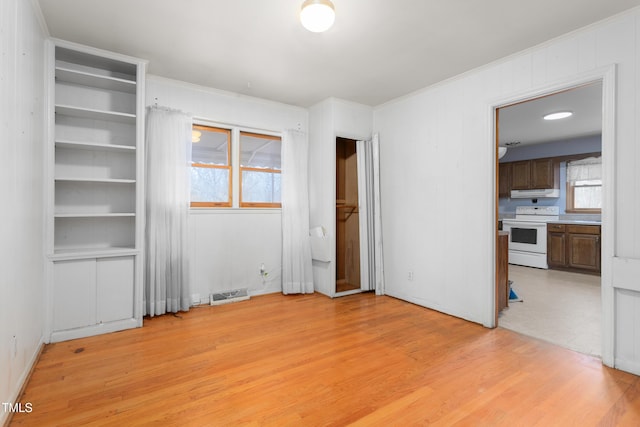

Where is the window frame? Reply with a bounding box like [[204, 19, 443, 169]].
[[190, 124, 232, 208], [565, 179, 602, 214], [239, 131, 282, 208], [565, 155, 602, 214]]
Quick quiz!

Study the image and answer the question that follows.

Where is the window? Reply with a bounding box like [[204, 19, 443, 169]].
[[239, 132, 282, 207], [189, 125, 282, 209], [566, 157, 601, 213], [190, 125, 231, 207]]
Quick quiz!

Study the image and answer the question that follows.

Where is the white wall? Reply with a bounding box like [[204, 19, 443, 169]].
[[146, 76, 308, 301], [374, 9, 640, 374], [0, 0, 47, 422], [308, 98, 373, 296]]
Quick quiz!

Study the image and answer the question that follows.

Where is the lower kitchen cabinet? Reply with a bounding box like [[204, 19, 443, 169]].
[[547, 223, 601, 274], [52, 256, 137, 341]]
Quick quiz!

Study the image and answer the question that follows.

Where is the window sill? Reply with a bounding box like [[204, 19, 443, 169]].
[[189, 207, 281, 215]]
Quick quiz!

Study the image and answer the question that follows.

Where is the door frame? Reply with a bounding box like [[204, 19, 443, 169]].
[[489, 65, 616, 367], [333, 133, 372, 298]]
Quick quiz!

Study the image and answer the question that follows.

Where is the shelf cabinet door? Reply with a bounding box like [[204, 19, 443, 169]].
[[97, 256, 134, 323], [53, 259, 97, 331]]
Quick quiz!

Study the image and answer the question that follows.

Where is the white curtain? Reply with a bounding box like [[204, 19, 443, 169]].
[[567, 156, 602, 182], [144, 106, 192, 316], [356, 134, 385, 295], [281, 129, 314, 294]]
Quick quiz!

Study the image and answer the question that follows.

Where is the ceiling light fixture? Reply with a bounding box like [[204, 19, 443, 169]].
[[300, 0, 335, 33], [543, 111, 573, 121]]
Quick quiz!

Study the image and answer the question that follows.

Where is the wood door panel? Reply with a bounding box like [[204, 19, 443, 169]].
[[568, 234, 600, 271], [510, 161, 531, 189]]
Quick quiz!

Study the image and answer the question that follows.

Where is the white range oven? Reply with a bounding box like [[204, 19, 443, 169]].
[[502, 206, 559, 269]]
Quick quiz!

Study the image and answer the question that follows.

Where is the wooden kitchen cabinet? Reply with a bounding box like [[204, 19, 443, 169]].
[[567, 225, 601, 272], [547, 223, 567, 269], [547, 223, 601, 274], [496, 231, 509, 316], [511, 158, 558, 190], [498, 163, 511, 198]]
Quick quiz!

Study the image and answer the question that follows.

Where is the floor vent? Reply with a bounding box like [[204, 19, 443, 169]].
[[209, 288, 250, 306]]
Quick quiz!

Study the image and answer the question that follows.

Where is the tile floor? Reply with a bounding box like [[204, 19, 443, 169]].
[[498, 264, 602, 357]]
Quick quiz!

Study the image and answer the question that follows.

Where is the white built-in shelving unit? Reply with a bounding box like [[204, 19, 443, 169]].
[[46, 39, 147, 342]]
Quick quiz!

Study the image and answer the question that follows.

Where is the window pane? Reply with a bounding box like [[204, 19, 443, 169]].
[[240, 133, 281, 169], [192, 126, 229, 165], [574, 185, 602, 209], [190, 167, 229, 203], [242, 171, 281, 204]]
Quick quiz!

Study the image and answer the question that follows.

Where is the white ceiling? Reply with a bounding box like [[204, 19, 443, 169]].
[[498, 82, 603, 147], [37, 0, 640, 107]]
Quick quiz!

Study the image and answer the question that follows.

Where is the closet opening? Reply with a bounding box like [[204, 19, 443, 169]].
[[336, 137, 361, 293]]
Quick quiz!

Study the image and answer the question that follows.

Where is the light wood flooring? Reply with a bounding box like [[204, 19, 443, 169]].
[[10, 293, 640, 426]]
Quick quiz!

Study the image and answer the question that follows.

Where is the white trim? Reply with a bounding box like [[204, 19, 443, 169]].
[[488, 65, 616, 368], [189, 208, 281, 215], [50, 38, 149, 66], [30, 0, 50, 36], [614, 357, 640, 376]]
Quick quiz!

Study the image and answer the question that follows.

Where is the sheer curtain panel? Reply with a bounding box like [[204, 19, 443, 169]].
[[145, 106, 192, 316], [281, 129, 314, 294]]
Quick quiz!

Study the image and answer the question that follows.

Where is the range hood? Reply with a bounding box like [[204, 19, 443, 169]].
[[510, 188, 560, 198]]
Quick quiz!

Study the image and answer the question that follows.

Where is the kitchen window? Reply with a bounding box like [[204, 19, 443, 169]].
[[566, 156, 601, 213], [239, 131, 281, 208], [190, 125, 232, 207]]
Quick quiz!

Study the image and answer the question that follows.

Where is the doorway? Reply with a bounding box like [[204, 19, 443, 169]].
[[495, 82, 604, 357], [336, 137, 361, 293]]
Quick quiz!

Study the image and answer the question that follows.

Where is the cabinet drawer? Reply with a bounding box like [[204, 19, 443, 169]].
[[567, 224, 600, 235], [547, 223, 565, 232]]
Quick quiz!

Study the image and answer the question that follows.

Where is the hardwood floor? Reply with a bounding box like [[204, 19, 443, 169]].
[[10, 293, 640, 426]]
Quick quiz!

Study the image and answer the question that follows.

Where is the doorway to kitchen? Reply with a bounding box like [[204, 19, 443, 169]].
[[495, 81, 605, 358]]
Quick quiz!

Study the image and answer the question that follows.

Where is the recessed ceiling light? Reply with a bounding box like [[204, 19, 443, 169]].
[[543, 111, 573, 120]]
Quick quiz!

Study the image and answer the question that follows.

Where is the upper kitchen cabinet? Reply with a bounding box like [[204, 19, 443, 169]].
[[511, 158, 558, 190], [498, 163, 512, 198]]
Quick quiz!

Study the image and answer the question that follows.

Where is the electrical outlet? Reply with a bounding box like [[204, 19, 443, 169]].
[[408, 271, 414, 281]]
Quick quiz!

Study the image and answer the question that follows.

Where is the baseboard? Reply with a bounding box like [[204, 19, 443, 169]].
[[615, 357, 640, 376], [1, 339, 44, 427]]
